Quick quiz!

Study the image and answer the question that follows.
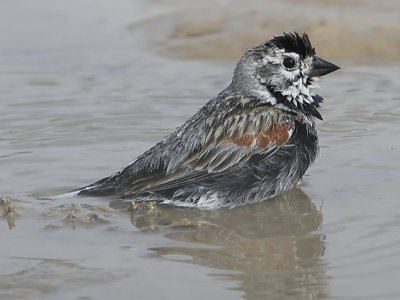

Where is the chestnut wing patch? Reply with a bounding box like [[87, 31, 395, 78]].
[[187, 112, 294, 173], [233, 124, 292, 148]]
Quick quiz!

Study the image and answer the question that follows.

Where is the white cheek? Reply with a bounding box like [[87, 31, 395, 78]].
[[260, 52, 319, 106], [285, 69, 300, 81]]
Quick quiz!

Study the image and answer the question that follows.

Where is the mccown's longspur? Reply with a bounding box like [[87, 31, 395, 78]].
[[70, 32, 339, 208]]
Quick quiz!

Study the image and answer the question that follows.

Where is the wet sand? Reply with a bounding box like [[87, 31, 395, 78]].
[[1, 1, 400, 299], [129, 0, 400, 62]]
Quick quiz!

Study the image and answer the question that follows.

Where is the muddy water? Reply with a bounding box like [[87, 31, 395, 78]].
[[1, 1, 400, 299]]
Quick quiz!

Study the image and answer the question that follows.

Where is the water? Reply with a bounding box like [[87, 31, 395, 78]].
[[1, 1, 400, 299]]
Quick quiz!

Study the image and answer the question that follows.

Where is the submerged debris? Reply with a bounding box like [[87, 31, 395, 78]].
[[1, 197, 16, 230], [41, 202, 113, 229]]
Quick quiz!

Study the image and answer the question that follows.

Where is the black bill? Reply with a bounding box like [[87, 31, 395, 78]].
[[309, 56, 340, 77]]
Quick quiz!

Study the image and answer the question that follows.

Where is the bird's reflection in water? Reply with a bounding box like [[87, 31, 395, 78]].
[[116, 188, 327, 300]]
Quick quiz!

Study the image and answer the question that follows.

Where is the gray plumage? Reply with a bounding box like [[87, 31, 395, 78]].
[[75, 32, 339, 208]]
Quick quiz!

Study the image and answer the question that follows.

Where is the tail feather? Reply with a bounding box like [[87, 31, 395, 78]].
[[73, 176, 117, 197], [77, 184, 117, 196]]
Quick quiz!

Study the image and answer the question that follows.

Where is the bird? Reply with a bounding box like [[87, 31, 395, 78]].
[[73, 32, 339, 209]]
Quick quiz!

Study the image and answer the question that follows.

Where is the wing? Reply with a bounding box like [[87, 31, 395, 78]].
[[113, 104, 295, 196]]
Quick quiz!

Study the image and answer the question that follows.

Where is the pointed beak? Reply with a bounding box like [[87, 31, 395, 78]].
[[309, 56, 340, 77]]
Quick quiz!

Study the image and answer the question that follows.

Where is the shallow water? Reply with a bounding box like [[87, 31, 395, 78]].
[[1, 1, 400, 300]]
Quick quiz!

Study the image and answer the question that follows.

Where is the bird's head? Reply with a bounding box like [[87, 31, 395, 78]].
[[230, 32, 339, 119]]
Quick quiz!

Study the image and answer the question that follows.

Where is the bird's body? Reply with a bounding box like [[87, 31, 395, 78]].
[[75, 33, 339, 208]]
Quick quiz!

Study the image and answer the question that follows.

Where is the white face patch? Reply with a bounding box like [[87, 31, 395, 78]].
[[259, 49, 316, 107]]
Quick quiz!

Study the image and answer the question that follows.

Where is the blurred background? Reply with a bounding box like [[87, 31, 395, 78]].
[[131, 0, 400, 62]]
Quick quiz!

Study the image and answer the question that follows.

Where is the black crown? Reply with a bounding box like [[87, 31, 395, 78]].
[[269, 32, 316, 58]]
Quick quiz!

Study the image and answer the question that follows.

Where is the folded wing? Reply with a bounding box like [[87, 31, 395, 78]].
[[113, 105, 295, 196]]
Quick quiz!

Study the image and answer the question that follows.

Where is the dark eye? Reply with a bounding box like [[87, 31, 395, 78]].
[[282, 57, 296, 69]]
